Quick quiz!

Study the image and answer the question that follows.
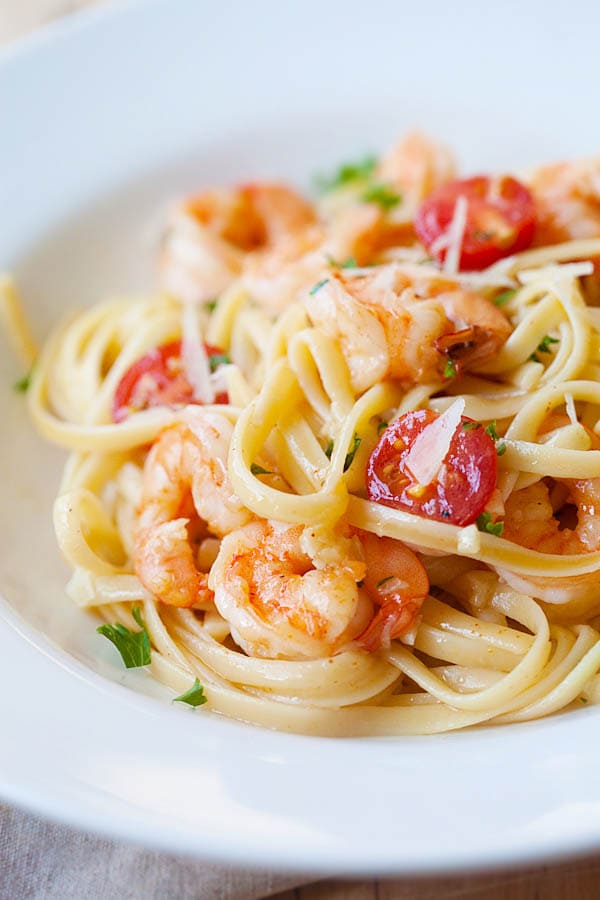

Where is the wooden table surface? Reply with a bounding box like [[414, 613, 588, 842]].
[[4, 2, 600, 897]]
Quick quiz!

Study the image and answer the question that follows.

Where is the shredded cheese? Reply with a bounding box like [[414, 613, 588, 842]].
[[404, 397, 465, 486], [443, 195, 468, 275], [517, 261, 594, 284], [565, 392, 578, 426], [181, 302, 214, 403]]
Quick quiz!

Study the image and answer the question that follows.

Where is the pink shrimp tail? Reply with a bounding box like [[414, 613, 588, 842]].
[[357, 598, 424, 653]]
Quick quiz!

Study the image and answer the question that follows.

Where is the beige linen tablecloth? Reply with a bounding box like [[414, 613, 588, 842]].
[[4, 3, 600, 899]]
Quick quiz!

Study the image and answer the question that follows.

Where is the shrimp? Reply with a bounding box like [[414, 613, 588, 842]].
[[528, 157, 600, 245], [209, 521, 428, 660], [305, 266, 511, 393], [323, 132, 456, 265], [501, 478, 600, 603], [134, 409, 252, 608], [160, 183, 317, 303]]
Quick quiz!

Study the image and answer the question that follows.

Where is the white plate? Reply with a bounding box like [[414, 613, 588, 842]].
[[3, 0, 600, 875]]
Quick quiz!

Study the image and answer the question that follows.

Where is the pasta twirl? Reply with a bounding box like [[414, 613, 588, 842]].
[[9, 132, 600, 736]]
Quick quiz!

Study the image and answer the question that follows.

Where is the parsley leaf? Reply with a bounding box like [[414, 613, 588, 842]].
[[496, 441, 507, 456], [377, 420, 388, 436], [476, 513, 504, 537], [493, 289, 516, 307], [97, 606, 151, 668], [204, 299, 218, 313], [250, 463, 272, 476], [462, 421, 481, 431], [173, 677, 207, 708], [315, 155, 378, 194], [14, 365, 34, 393], [362, 183, 401, 212], [343, 434, 361, 471], [536, 334, 560, 354], [326, 254, 358, 269], [485, 421, 499, 441], [444, 359, 457, 379], [324, 439, 334, 459], [309, 278, 329, 296], [208, 352, 230, 372]]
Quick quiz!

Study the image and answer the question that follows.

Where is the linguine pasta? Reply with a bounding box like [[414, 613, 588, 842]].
[[8, 132, 600, 735]]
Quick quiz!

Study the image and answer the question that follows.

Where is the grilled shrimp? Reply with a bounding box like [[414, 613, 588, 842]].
[[305, 266, 511, 393], [209, 521, 428, 660], [161, 183, 317, 303], [134, 409, 252, 608], [528, 157, 600, 245]]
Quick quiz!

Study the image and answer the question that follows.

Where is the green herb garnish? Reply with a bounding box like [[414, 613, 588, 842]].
[[361, 183, 401, 211], [97, 606, 151, 669], [377, 420, 388, 436], [476, 513, 504, 537], [444, 359, 457, 379], [250, 463, 272, 476], [324, 440, 334, 459], [536, 335, 560, 354], [327, 254, 358, 269], [485, 421, 499, 441], [204, 299, 218, 313], [173, 677, 207, 708], [343, 434, 361, 471], [462, 421, 481, 431], [493, 289, 516, 307], [309, 278, 329, 296], [14, 365, 34, 393], [208, 352, 231, 372], [496, 441, 507, 456], [315, 155, 378, 193]]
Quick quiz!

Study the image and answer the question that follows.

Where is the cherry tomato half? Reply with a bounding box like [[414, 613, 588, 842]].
[[112, 340, 228, 423], [366, 410, 497, 526], [415, 176, 536, 271]]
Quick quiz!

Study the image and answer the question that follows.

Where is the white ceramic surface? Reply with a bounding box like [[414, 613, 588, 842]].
[[3, 0, 600, 875]]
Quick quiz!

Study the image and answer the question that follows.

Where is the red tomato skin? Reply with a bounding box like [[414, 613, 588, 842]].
[[415, 176, 536, 271], [112, 340, 228, 423], [366, 410, 498, 527]]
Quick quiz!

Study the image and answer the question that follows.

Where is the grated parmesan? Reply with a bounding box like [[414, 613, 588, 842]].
[[404, 397, 465, 487], [443, 195, 468, 275], [181, 302, 214, 403]]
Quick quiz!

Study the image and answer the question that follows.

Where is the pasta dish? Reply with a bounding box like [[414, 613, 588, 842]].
[[6, 132, 600, 736]]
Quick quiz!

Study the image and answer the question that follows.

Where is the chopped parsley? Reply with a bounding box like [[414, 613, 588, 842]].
[[485, 421, 499, 441], [208, 352, 231, 372], [377, 420, 388, 436], [536, 334, 560, 354], [327, 254, 358, 269], [493, 289, 516, 307], [362, 183, 401, 212], [309, 278, 329, 296], [324, 434, 361, 470], [530, 334, 559, 362], [250, 463, 272, 476], [462, 421, 481, 431], [496, 441, 507, 456], [444, 358, 457, 379], [476, 513, 504, 537], [204, 299, 218, 313], [315, 155, 378, 194], [343, 434, 362, 471], [173, 677, 207, 708], [14, 365, 34, 393], [97, 606, 151, 668]]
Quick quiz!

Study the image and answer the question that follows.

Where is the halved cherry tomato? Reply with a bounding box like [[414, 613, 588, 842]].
[[112, 340, 228, 423], [366, 410, 497, 526], [415, 175, 536, 271]]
